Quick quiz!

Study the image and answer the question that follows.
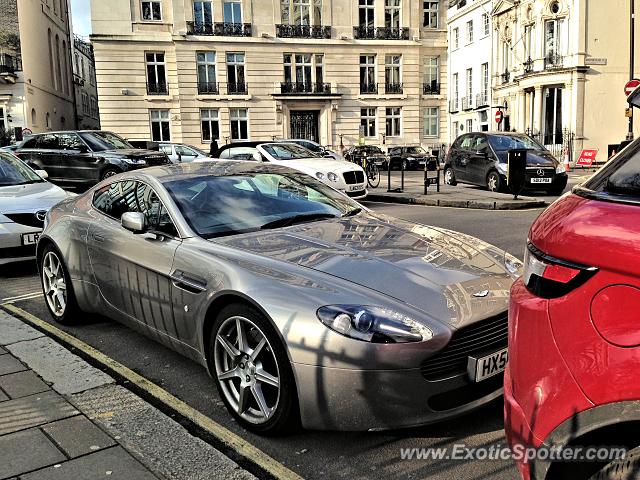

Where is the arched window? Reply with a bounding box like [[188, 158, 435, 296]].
[[55, 34, 62, 91], [62, 40, 69, 94], [48, 29, 56, 89], [46, 112, 51, 129], [31, 108, 37, 126]]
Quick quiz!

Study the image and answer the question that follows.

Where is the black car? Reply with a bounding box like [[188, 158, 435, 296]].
[[15, 131, 170, 187], [388, 146, 432, 170], [344, 145, 389, 169], [443, 132, 568, 194]]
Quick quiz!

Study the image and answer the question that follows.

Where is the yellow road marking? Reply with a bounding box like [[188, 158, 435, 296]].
[[2, 303, 304, 480]]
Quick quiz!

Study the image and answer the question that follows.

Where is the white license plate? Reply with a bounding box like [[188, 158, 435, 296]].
[[21, 233, 40, 246], [348, 185, 364, 192], [468, 348, 508, 382], [530, 178, 552, 184]]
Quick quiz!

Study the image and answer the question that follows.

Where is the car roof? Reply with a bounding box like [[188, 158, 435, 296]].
[[27, 130, 109, 136]]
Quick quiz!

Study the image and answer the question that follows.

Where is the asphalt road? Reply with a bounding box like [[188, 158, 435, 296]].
[[0, 203, 550, 480]]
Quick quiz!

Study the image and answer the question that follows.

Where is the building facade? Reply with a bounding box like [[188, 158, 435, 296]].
[[73, 35, 100, 130], [492, 0, 640, 163], [0, 0, 76, 141], [90, 0, 449, 151], [447, 0, 494, 142]]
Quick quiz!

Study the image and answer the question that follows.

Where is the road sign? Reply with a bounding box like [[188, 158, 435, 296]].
[[625, 79, 640, 96], [576, 149, 599, 167], [495, 111, 503, 124]]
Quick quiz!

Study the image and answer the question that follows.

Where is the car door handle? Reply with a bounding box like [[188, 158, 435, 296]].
[[170, 270, 207, 294], [91, 233, 105, 243]]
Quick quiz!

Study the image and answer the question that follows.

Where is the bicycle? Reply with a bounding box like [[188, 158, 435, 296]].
[[361, 156, 380, 189]]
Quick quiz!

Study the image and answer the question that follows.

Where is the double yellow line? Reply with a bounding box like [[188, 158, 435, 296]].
[[2, 303, 303, 480]]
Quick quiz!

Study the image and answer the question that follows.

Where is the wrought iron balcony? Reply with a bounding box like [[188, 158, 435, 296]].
[[360, 83, 378, 94], [275, 24, 331, 39], [544, 53, 564, 69], [0, 53, 21, 74], [449, 98, 459, 113], [423, 82, 441, 95], [385, 82, 403, 94], [227, 82, 248, 95], [501, 70, 511, 84], [476, 92, 489, 107], [353, 26, 410, 40], [147, 82, 168, 95], [280, 82, 331, 94], [462, 95, 474, 111], [523, 57, 534, 74], [197, 81, 219, 94], [186, 21, 252, 37]]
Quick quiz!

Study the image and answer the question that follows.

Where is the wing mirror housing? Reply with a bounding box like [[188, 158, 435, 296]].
[[36, 169, 49, 179], [78, 144, 90, 154], [628, 86, 640, 109], [121, 212, 146, 234], [252, 151, 264, 162]]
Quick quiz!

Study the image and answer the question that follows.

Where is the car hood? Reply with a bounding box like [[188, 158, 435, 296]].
[[0, 181, 69, 214], [272, 158, 364, 175], [215, 213, 513, 329], [495, 150, 558, 167]]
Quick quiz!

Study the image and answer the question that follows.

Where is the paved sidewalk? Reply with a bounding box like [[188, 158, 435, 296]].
[[0, 309, 255, 480]]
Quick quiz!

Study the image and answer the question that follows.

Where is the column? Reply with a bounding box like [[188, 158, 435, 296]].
[[533, 86, 543, 134], [517, 91, 526, 132]]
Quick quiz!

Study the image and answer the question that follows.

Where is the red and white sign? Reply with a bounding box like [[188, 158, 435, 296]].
[[625, 79, 640, 96], [495, 111, 504, 124], [576, 148, 599, 167]]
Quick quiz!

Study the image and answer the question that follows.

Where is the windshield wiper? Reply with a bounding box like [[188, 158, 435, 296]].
[[342, 207, 363, 218], [260, 213, 339, 230], [8, 180, 43, 186]]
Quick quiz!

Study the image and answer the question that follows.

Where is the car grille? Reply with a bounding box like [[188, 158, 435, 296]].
[[5, 213, 44, 229], [420, 312, 508, 381], [0, 245, 36, 259], [526, 167, 555, 178], [346, 189, 366, 198], [343, 171, 365, 185]]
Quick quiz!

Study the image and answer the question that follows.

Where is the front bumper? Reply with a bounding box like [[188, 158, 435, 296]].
[[0, 223, 41, 265]]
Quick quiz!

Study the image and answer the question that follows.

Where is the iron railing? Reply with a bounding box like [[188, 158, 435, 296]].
[[501, 70, 511, 84], [449, 98, 459, 113], [462, 95, 474, 110], [523, 57, 534, 74], [147, 82, 168, 95], [385, 82, 403, 94], [0, 53, 21, 74], [423, 82, 441, 95], [275, 24, 331, 39], [544, 53, 564, 69], [197, 81, 219, 94], [526, 129, 576, 163], [227, 82, 248, 94], [476, 92, 489, 107], [360, 83, 378, 94], [280, 82, 332, 94], [186, 21, 252, 36], [353, 26, 410, 40]]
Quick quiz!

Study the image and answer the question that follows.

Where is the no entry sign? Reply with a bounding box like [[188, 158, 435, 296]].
[[576, 149, 599, 167], [495, 111, 504, 124], [625, 79, 640, 96]]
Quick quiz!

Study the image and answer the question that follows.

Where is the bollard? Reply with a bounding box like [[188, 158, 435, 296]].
[[387, 159, 392, 192], [401, 160, 405, 192], [424, 162, 428, 195]]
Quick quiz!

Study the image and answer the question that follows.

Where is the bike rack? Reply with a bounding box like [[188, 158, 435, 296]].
[[386, 156, 440, 194]]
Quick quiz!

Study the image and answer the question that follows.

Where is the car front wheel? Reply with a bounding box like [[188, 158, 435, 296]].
[[40, 245, 80, 324], [444, 167, 457, 186], [589, 445, 640, 480], [487, 171, 503, 192]]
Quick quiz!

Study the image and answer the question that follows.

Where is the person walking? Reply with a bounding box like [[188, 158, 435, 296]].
[[209, 138, 219, 158]]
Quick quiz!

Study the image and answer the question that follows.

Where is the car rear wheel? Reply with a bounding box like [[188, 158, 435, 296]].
[[487, 171, 503, 193], [101, 168, 120, 181], [589, 446, 640, 480], [40, 246, 80, 325], [210, 303, 298, 435], [444, 167, 457, 186]]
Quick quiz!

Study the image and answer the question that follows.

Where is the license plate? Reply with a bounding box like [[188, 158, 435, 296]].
[[530, 178, 552, 184], [348, 185, 363, 192], [21, 233, 40, 246], [468, 348, 508, 382]]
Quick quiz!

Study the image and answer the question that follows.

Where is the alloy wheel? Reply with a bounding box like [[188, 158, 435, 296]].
[[488, 173, 499, 192], [445, 169, 454, 185], [42, 251, 67, 317], [214, 316, 280, 425]]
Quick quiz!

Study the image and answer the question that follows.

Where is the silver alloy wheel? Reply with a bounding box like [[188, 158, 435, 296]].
[[102, 170, 117, 179], [445, 169, 454, 185], [42, 251, 67, 317], [214, 316, 281, 425], [488, 173, 499, 192]]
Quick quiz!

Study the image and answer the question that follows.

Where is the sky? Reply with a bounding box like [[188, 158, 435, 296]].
[[71, 0, 92, 38]]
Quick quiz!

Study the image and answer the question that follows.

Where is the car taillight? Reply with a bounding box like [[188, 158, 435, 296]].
[[523, 242, 598, 299]]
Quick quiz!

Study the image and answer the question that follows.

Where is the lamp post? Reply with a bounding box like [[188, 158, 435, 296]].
[[629, 0, 636, 141]]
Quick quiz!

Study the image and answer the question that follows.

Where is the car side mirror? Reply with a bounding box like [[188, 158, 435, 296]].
[[121, 212, 146, 234], [476, 148, 488, 157], [252, 151, 263, 162], [628, 86, 640, 109], [36, 169, 49, 179], [78, 145, 89, 153]]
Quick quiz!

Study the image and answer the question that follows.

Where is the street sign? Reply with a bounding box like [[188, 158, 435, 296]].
[[625, 79, 640, 96], [576, 149, 599, 167], [495, 111, 503, 124]]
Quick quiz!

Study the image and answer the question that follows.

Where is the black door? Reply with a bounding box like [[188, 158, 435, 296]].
[[57, 133, 98, 183], [452, 135, 474, 182], [290, 111, 319, 142], [467, 134, 493, 185]]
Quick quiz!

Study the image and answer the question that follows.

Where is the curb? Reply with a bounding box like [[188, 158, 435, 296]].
[[365, 193, 548, 210]]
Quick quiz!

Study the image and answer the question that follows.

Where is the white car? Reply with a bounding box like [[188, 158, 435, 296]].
[[159, 143, 212, 163], [216, 142, 368, 199]]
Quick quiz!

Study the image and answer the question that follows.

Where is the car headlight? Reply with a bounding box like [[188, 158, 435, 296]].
[[556, 164, 566, 174], [407, 157, 416, 161], [504, 252, 524, 277], [123, 158, 147, 165], [497, 163, 508, 174], [327, 172, 339, 182], [317, 305, 433, 343], [315, 172, 325, 180]]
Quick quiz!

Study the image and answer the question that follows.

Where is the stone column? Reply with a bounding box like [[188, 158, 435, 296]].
[[533, 86, 544, 134]]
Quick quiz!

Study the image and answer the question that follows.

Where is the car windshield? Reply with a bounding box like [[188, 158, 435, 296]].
[[164, 171, 360, 239], [79, 132, 134, 152], [406, 147, 427, 155], [297, 141, 322, 153], [0, 153, 44, 186], [261, 143, 315, 160], [488, 135, 545, 152]]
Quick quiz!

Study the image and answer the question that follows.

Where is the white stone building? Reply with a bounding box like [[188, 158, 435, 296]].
[[72, 35, 100, 130]]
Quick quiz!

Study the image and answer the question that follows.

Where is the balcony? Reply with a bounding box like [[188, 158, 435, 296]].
[[545, 53, 564, 69], [0, 53, 21, 75], [280, 82, 332, 94], [360, 83, 378, 94], [197, 81, 219, 95], [385, 82, 403, 94], [501, 70, 511, 84], [423, 82, 441, 95], [449, 98, 459, 113], [462, 96, 474, 111], [227, 82, 248, 95], [147, 82, 168, 95], [523, 57, 534, 74], [275, 24, 331, 39], [186, 21, 252, 37], [353, 26, 410, 40], [476, 92, 489, 108]]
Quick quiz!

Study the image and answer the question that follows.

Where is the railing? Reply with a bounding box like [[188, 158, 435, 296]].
[[449, 98, 459, 113], [423, 82, 441, 95], [462, 95, 474, 111], [227, 82, 248, 95], [0, 53, 21, 74], [280, 82, 331, 94], [523, 57, 534, 74], [385, 82, 403, 94], [526, 129, 575, 163], [147, 82, 168, 95], [73, 73, 85, 86], [275, 24, 331, 39], [501, 70, 510, 84], [476, 92, 489, 107], [544, 53, 564, 69], [197, 81, 219, 94], [360, 83, 378, 94], [186, 21, 252, 36], [353, 26, 410, 40]]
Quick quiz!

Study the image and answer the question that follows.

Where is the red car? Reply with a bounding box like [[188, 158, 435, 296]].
[[505, 138, 640, 479]]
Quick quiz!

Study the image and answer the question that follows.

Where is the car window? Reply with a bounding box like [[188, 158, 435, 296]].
[[219, 146, 258, 161], [22, 137, 38, 149], [159, 145, 173, 155], [175, 145, 196, 157], [37, 134, 60, 150], [79, 132, 133, 152], [460, 136, 475, 150], [0, 153, 44, 186], [488, 135, 545, 152], [58, 133, 85, 151], [389, 148, 401, 155], [262, 144, 313, 160], [583, 141, 640, 200], [136, 183, 179, 237], [452, 136, 465, 149]]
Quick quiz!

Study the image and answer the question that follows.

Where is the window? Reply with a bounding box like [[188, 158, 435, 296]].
[[466, 20, 473, 43], [466, 119, 473, 134], [31, 108, 37, 126], [62, 40, 69, 94], [385, 107, 401, 137], [223, 0, 242, 23], [48, 29, 55, 89], [466, 68, 473, 99], [452, 72, 459, 101], [452, 27, 459, 49], [197, 52, 217, 93], [55, 34, 62, 92], [482, 13, 490, 37], [359, 0, 374, 28], [524, 24, 534, 60], [360, 108, 377, 137], [193, 1, 213, 24], [385, 0, 401, 30], [543, 87, 563, 144], [201, 109, 220, 142], [90, 65, 95, 86], [360, 55, 376, 93], [423, 1, 438, 28], [481, 62, 489, 101], [385, 54, 401, 86], [230, 108, 248, 141], [545, 18, 564, 62], [57, 133, 85, 150], [281, 0, 322, 26], [424, 107, 439, 137], [218, 146, 258, 160], [226, 52, 246, 93], [424, 57, 439, 88], [141, 1, 162, 21], [74, 53, 80, 75], [91, 97, 98, 118], [150, 110, 171, 141], [452, 121, 459, 137], [0, 107, 5, 131], [46, 112, 50, 129], [145, 52, 167, 94], [283, 53, 324, 90]]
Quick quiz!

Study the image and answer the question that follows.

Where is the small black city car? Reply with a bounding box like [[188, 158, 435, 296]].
[[387, 146, 432, 170], [15, 131, 170, 187], [344, 145, 389, 169], [443, 132, 568, 194]]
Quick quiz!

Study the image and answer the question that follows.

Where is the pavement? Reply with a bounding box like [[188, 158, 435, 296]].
[[0, 308, 256, 480]]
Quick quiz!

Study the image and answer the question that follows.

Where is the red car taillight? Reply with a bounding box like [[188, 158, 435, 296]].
[[523, 242, 598, 299]]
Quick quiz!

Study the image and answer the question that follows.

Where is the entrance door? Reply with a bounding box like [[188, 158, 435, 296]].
[[290, 111, 319, 142]]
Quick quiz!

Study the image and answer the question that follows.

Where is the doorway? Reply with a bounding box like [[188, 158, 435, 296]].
[[290, 110, 319, 141]]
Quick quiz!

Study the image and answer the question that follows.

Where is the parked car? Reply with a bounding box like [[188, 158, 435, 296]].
[[0, 151, 70, 265], [286, 139, 343, 161], [14, 131, 170, 187], [217, 141, 368, 199], [1, 143, 21, 153], [344, 145, 389, 170], [159, 143, 212, 163], [443, 133, 568, 194], [388, 146, 433, 170], [38, 161, 522, 434], [505, 137, 640, 479]]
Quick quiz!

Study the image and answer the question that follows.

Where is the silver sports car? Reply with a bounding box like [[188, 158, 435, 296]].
[[38, 162, 522, 433]]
